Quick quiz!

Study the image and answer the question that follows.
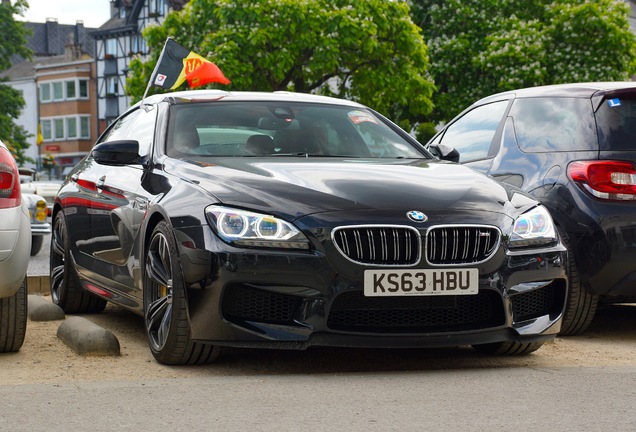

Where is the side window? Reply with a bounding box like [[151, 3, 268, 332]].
[[126, 109, 156, 157], [440, 101, 509, 163], [99, 110, 139, 144], [510, 97, 597, 152], [99, 108, 156, 158]]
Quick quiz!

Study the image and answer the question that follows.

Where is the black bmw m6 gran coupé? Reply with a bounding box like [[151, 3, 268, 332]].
[[51, 90, 567, 364]]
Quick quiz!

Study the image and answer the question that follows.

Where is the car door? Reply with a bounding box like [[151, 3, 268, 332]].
[[78, 107, 157, 303]]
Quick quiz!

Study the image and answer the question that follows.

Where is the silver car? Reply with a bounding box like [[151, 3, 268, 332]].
[[21, 192, 51, 256], [0, 140, 30, 352]]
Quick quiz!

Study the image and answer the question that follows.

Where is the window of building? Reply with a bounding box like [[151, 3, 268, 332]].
[[80, 116, 90, 139], [40, 83, 51, 102], [131, 34, 146, 54], [105, 39, 117, 57], [39, 79, 90, 103], [66, 117, 77, 138], [149, 0, 164, 16], [54, 119, 64, 139], [106, 76, 119, 96], [53, 82, 64, 101], [42, 120, 52, 140], [66, 80, 76, 99], [79, 79, 88, 98], [41, 115, 91, 142]]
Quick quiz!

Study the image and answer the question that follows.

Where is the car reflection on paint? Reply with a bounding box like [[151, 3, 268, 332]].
[[51, 90, 567, 365]]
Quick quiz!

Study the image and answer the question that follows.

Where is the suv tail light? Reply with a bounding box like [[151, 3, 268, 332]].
[[0, 146, 21, 208], [568, 160, 636, 200]]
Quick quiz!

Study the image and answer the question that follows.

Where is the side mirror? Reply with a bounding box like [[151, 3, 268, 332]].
[[428, 143, 460, 163], [92, 140, 144, 166]]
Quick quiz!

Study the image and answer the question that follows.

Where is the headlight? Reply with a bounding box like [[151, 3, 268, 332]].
[[509, 206, 557, 248], [205, 205, 310, 249]]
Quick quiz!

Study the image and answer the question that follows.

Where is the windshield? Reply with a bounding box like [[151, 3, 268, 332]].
[[166, 101, 427, 159]]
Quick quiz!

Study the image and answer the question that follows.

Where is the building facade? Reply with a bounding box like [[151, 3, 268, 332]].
[[92, 0, 189, 134], [36, 47, 97, 178], [2, 20, 96, 173]]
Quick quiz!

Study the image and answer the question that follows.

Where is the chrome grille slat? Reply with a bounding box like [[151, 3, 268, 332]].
[[332, 225, 500, 266], [332, 226, 421, 266], [426, 225, 500, 266]]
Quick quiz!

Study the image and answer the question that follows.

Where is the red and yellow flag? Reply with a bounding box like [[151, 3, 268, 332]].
[[151, 38, 230, 90]]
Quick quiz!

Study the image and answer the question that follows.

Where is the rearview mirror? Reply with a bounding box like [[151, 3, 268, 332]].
[[428, 143, 460, 163], [92, 140, 144, 166]]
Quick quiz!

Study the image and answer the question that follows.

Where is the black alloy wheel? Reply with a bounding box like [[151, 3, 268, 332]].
[[144, 220, 220, 365], [50, 211, 106, 314]]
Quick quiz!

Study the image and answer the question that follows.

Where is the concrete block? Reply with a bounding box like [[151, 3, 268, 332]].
[[28, 295, 65, 321], [57, 316, 121, 356]]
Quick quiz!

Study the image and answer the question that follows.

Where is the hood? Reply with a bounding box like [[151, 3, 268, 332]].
[[169, 158, 522, 220]]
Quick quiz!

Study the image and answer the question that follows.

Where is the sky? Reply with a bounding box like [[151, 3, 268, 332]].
[[17, 0, 112, 29]]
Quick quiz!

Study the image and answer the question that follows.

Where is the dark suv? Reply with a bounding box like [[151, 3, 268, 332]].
[[427, 82, 636, 335]]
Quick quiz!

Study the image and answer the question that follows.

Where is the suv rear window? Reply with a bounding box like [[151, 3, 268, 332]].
[[595, 96, 636, 151], [510, 97, 597, 152]]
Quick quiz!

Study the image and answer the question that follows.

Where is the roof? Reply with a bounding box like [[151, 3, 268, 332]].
[[1, 61, 36, 81], [134, 90, 364, 112], [2, 52, 93, 81], [476, 82, 636, 105]]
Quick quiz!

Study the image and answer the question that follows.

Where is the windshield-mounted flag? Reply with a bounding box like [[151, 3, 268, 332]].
[[149, 38, 230, 91]]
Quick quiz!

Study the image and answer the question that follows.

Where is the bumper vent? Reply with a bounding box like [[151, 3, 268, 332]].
[[222, 284, 302, 325], [511, 281, 566, 322], [327, 290, 505, 333]]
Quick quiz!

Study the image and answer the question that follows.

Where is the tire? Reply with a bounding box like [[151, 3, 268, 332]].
[[472, 341, 544, 356], [0, 278, 27, 352], [557, 227, 598, 336], [144, 220, 221, 365], [30, 235, 43, 256], [50, 211, 107, 314]]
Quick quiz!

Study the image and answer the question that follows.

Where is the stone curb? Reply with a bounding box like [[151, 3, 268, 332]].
[[28, 295, 65, 321], [57, 316, 121, 357], [26, 280, 122, 357]]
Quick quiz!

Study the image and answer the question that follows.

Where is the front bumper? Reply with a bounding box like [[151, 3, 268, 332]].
[[180, 225, 567, 350], [31, 221, 52, 235]]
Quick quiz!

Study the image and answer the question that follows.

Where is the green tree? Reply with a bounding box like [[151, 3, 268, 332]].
[[127, 0, 435, 130], [411, 0, 636, 122], [0, 0, 32, 164]]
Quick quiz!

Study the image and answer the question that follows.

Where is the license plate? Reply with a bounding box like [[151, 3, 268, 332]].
[[363, 268, 479, 297]]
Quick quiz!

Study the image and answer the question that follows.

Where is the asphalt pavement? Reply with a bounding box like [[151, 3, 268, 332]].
[[28, 233, 51, 277]]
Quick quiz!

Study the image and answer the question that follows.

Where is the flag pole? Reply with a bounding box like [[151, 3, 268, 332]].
[[141, 37, 172, 110]]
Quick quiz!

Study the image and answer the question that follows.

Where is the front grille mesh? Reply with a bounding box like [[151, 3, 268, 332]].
[[328, 290, 505, 333], [333, 225, 500, 266]]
